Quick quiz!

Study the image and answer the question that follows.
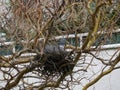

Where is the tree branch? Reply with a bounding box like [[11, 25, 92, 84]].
[[82, 53, 120, 90]]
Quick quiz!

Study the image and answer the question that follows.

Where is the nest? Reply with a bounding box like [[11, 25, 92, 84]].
[[32, 44, 74, 75]]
